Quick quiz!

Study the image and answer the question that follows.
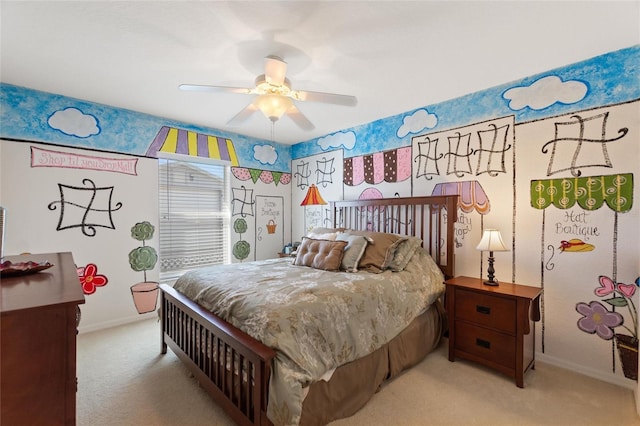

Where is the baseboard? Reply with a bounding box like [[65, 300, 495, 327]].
[[536, 351, 636, 390], [78, 311, 157, 334]]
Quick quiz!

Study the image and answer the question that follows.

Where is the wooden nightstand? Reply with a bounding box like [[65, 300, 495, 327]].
[[277, 252, 295, 258], [445, 276, 542, 388]]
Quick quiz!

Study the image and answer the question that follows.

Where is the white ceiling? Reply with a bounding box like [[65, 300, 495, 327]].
[[1, 1, 638, 145]]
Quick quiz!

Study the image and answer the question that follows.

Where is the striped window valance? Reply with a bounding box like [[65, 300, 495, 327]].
[[530, 173, 633, 212]]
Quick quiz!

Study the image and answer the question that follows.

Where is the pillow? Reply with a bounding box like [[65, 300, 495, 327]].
[[306, 231, 338, 241], [387, 236, 424, 272], [345, 231, 407, 273], [335, 232, 369, 272], [293, 238, 348, 271], [307, 227, 346, 235]]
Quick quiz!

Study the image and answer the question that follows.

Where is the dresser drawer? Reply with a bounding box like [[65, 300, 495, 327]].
[[454, 321, 516, 369], [455, 289, 516, 334]]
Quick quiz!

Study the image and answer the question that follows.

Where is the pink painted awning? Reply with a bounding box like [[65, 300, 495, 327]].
[[431, 180, 490, 214], [344, 146, 412, 186]]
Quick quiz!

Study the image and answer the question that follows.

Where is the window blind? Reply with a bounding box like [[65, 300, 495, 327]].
[[158, 157, 230, 282]]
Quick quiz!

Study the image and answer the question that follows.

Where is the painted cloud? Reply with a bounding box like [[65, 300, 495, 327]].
[[253, 144, 278, 165], [317, 131, 356, 150], [397, 109, 438, 138], [48, 107, 100, 138], [503, 75, 588, 111]]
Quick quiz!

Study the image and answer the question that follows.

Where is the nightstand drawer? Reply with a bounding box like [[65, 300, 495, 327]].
[[455, 289, 516, 334], [454, 321, 516, 369]]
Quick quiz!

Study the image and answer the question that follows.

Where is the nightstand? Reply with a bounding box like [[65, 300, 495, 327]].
[[445, 276, 542, 388], [277, 252, 296, 258]]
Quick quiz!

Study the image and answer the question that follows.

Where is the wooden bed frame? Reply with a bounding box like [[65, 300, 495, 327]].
[[159, 195, 458, 426]]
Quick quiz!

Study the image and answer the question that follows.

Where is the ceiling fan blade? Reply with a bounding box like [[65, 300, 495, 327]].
[[286, 104, 315, 131], [264, 56, 287, 86], [227, 103, 259, 126], [179, 84, 252, 95], [291, 89, 358, 107]]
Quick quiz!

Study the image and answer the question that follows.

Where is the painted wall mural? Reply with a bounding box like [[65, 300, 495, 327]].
[[517, 98, 638, 385], [290, 46, 639, 389], [292, 149, 344, 239], [48, 107, 101, 138], [147, 125, 239, 166], [407, 116, 515, 278], [128, 221, 159, 314], [255, 196, 285, 260], [0, 82, 292, 171], [576, 274, 639, 380], [77, 263, 108, 295], [230, 168, 292, 263], [232, 167, 291, 186], [1, 140, 160, 331], [31, 146, 138, 175], [232, 218, 251, 261], [1, 44, 638, 389], [343, 146, 412, 186], [47, 178, 123, 237]]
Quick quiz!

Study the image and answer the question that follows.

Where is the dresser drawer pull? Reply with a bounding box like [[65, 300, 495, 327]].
[[476, 305, 491, 315], [476, 338, 491, 349]]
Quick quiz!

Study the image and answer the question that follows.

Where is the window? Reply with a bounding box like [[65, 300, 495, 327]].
[[158, 153, 230, 284]]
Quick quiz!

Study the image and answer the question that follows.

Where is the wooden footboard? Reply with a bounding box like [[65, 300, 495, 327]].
[[160, 284, 276, 426]]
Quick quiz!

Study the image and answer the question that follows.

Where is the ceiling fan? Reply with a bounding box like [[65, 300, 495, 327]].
[[179, 55, 357, 131]]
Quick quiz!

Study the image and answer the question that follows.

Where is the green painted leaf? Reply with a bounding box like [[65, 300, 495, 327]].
[[604, 297, 628, 307]]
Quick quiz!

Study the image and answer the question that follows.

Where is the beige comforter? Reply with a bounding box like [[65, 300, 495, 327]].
[[173, 248, 445, 425]]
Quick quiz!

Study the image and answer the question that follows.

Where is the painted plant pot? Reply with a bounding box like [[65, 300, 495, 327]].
[[130, 281, 159, 314], [615, 334, 638, 381]]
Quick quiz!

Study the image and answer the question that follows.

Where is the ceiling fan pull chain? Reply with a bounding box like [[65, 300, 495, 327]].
[[271, 120, 275, 142]]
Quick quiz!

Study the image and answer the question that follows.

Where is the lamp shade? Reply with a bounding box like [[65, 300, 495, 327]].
[[254, 94, 293, 122], [300, 184, 327, 206], [476, 229, 508, 252]]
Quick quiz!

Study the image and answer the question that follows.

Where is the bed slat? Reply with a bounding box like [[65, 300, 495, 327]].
[[160, 284, 275, 426]]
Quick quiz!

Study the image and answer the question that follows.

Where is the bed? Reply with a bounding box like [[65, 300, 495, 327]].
[[159, 195, 458, 426]]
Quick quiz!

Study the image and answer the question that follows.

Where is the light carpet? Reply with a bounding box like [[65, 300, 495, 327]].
[[77, 318, 640, 426]]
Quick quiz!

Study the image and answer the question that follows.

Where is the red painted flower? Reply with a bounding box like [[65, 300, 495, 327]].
[[77, 263, 108, 295]]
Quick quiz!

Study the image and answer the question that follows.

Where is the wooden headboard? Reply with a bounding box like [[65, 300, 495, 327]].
[[330, 195, 458, 279]]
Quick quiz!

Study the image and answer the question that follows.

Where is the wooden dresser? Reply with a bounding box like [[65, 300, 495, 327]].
[[1, 252, 85, 425], [445, 276, 542, 387]]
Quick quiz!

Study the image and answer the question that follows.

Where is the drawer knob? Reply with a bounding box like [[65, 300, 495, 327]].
[[476, 305, 491, 315], [476, 338, 491, 349]]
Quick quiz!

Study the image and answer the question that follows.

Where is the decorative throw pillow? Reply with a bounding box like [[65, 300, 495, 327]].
[[307, 226, 346, 235], [335, 233, 369, 272], [305, 231, 338, 241], [346, 231, 407, 273], [387, 236, 424, 272], [293, 238, 348, 271]]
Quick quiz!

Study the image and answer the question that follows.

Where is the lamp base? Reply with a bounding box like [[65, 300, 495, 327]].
[[483, 279, 499, 286]]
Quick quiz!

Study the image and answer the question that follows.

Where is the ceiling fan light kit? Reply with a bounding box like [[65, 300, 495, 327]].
[[254, 94, 293, 122], [179, 54, 357, 131]]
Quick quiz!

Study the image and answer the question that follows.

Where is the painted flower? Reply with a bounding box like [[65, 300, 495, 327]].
[[576, 301, 623, 340], [78, 263, 108, 295]]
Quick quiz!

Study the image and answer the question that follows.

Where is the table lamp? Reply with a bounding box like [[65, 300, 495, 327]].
[[476, 228, 508, 286]]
